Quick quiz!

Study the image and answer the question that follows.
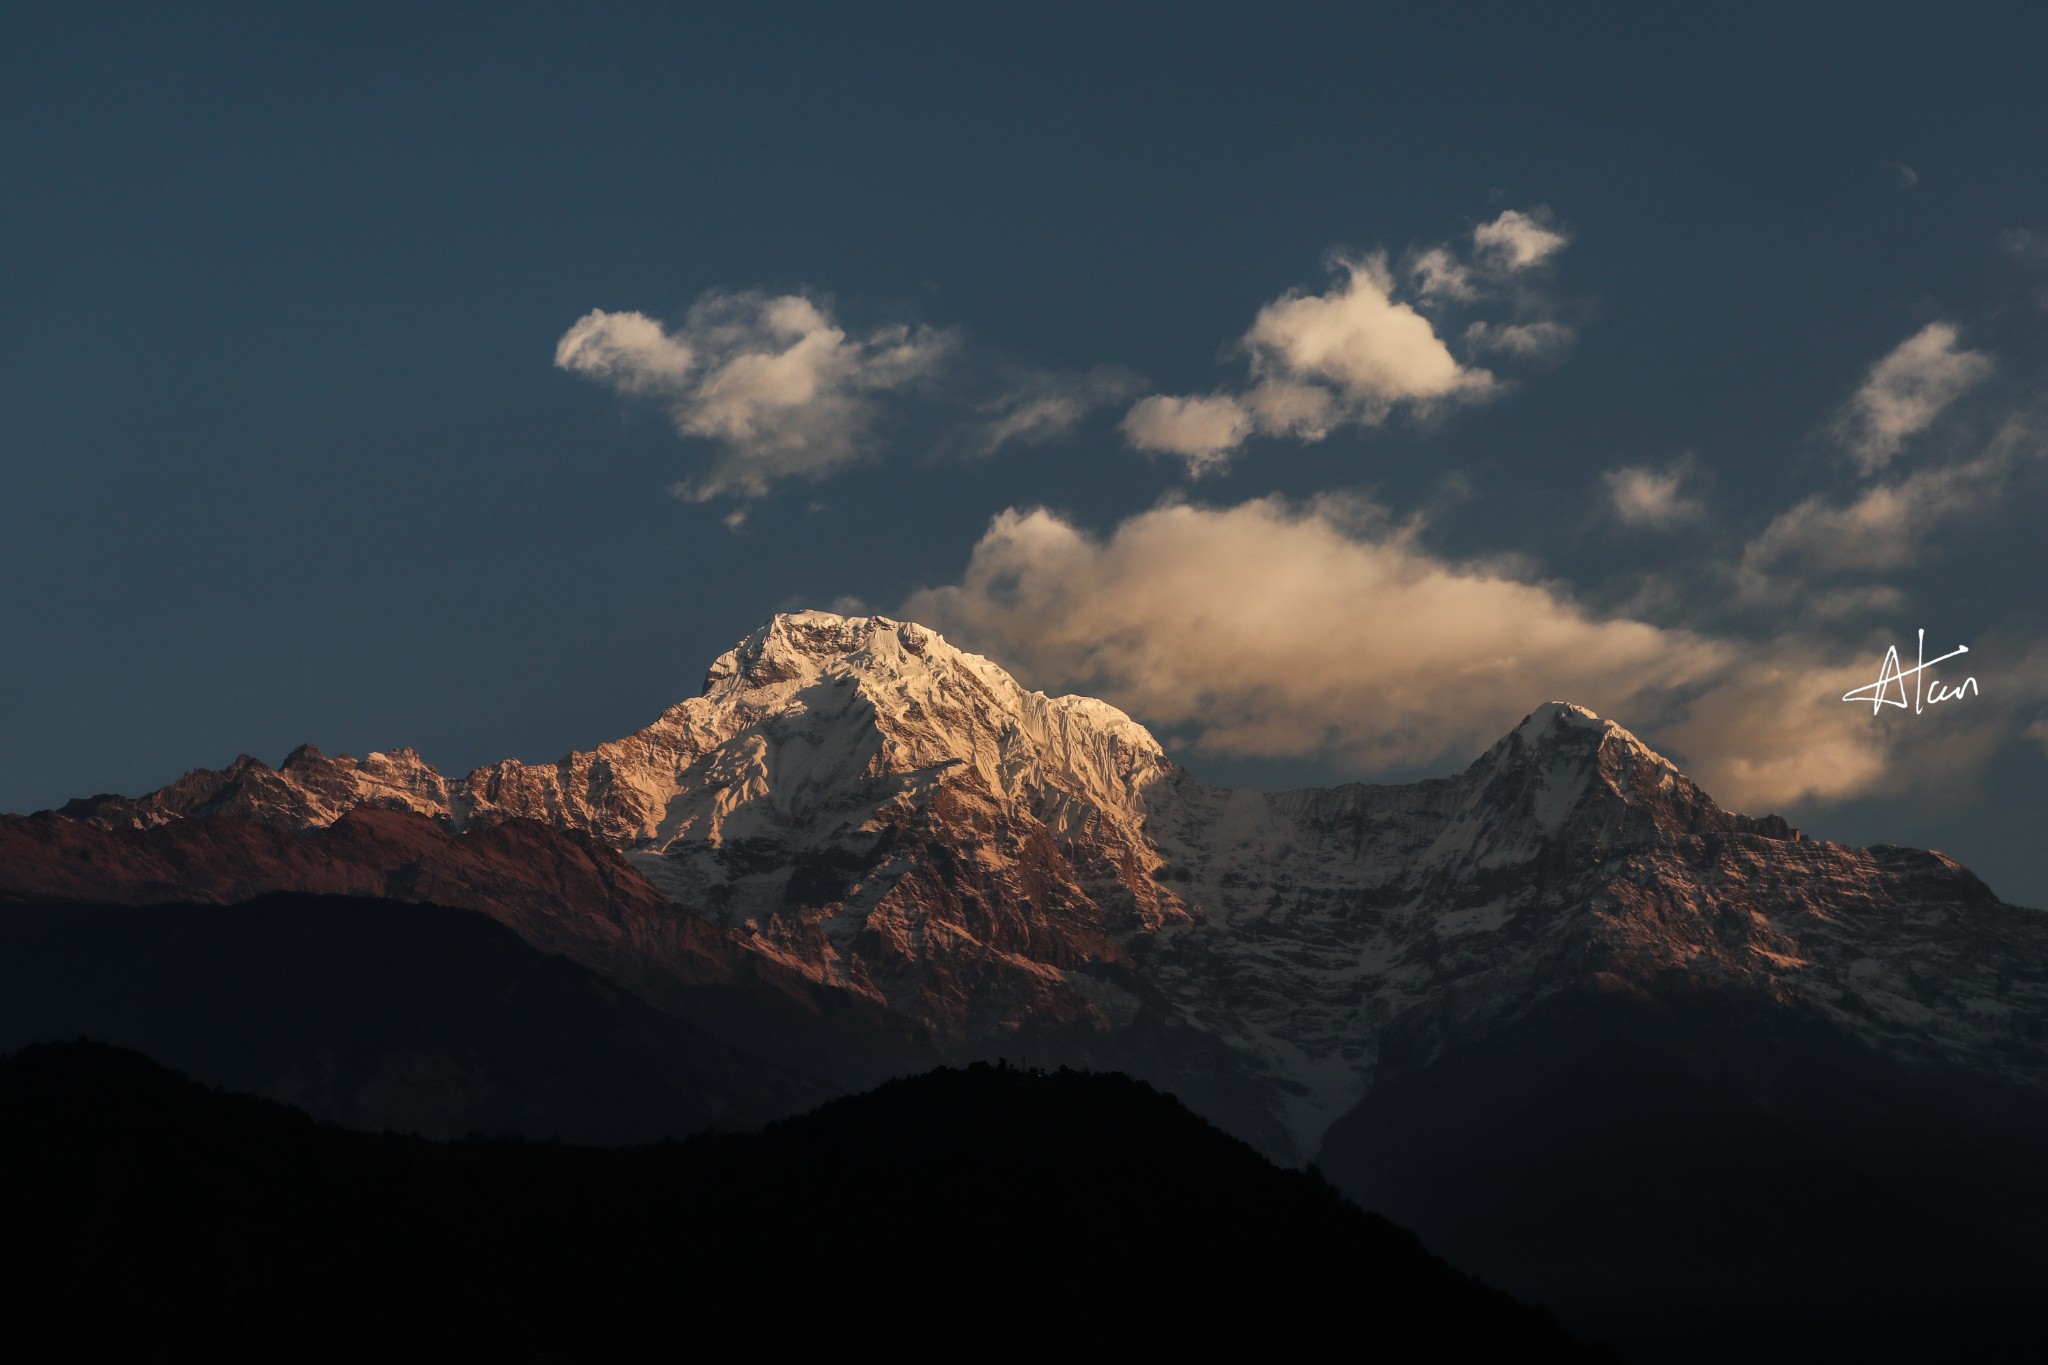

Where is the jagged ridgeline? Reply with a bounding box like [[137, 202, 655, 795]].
[[7, 610, 2047, 1350]]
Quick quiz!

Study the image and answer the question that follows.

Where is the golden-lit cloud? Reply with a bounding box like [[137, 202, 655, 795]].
[[1120, 209, 1574, 475], [906, 495, 1916, 810], [1118, 393, 1256, 474]]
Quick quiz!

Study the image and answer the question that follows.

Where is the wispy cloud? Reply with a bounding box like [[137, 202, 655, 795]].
[[1745, 410, 2042, 581], [1603, 459, 1705, 528], [969, 366, 1140, 457], [2002, 228, 2048, 309], [556, 291, 955, 501], [2003, 227, 2048, 262], [1832, 322, 1993, 473], [1464, 319, 1575, 360]]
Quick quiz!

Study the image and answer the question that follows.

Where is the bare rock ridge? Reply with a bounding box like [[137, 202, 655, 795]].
[[24, 610, 2048, 1168]]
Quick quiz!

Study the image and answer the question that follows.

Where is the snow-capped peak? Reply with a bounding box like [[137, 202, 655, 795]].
[[694, 610, 1165, 785], [1515, 700, 1606, 734], [1500, 701, 1684, 783], [63, 614, 2027, 1168]]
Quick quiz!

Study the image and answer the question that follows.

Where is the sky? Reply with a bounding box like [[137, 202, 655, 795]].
[[6, 4, 2048, 902]]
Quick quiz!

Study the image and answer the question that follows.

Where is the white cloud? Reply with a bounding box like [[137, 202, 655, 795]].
[[1119, 394, 1255, 475], [1472, 208, 1569, 271], [1890, 162, 1919, 191], [1414, 209, 1571, 298], [970, 366, 1140, 456], [553, 310, 696, 392], [1244, 256, 1490, 408], [906, 495, 1903, 809], [555, 291, 954, 500], [1120, 209, 1572, 475], [1833, 322, 1994, 473], [1242, 378, 1339, 441]]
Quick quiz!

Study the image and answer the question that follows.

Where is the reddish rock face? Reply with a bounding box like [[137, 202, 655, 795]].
[[16, 614, 2048, 1164], [0, 805, 932, 1092]]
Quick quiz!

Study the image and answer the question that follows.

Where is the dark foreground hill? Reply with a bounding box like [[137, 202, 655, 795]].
[[0, 1042, 1593, 1362], [1317, 984, 2048, 1361]]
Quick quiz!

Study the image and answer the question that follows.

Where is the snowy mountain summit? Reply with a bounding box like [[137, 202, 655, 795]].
[[60, 611, 2048, 1161]]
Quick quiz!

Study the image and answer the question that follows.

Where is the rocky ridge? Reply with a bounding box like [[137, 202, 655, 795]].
[[44, 611, 2048, 1160]]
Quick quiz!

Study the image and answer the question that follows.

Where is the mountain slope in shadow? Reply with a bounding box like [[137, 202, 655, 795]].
[[0, 807, 941, 1094], [0, 893, 826, 1142], [0, 1041, 1597, 1361]]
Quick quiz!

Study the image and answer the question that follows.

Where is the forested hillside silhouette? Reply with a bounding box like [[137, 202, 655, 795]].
[[1, 1041, 1592, 1360]]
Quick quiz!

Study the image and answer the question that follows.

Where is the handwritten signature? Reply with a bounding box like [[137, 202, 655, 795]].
[[1842, 629, 1979, 715]]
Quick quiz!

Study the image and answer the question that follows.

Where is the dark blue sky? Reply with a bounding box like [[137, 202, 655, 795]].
[[7, 4, 2047, 900]]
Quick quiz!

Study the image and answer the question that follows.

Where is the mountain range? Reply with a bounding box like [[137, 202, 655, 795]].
[[7, 609, 2046, 1352]]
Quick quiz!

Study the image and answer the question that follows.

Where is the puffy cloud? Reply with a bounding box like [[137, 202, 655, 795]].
[[1242, 378, 1339, 441], [555, 291, 954, 500], [553, 310, 696, 391], [970, 366, 1140, 457], [1121, 209, 1572, 475], [905, 495, 1903, 809], [1471, 208, 1569, 271], [1119, 256, 1495, 475], [1244, 257, 1490, 407], [1412, 208, 1571, 300], [1120, 394, 1255, 474], [1833, 322, 1994, 473], [1603, 461, 1703, 528]]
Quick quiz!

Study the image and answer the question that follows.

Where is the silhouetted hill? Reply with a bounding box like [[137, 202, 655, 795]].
[[0, 892, 826, 1141], [1316, 984, 2048, 1360], [0, 1041, 1595, 1361]]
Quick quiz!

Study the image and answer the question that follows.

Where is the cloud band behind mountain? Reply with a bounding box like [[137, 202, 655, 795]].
[[907, 496, 1924, 810]]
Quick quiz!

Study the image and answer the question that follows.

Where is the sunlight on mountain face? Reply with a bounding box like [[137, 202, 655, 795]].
[[42, 612, 2047, 1168]]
